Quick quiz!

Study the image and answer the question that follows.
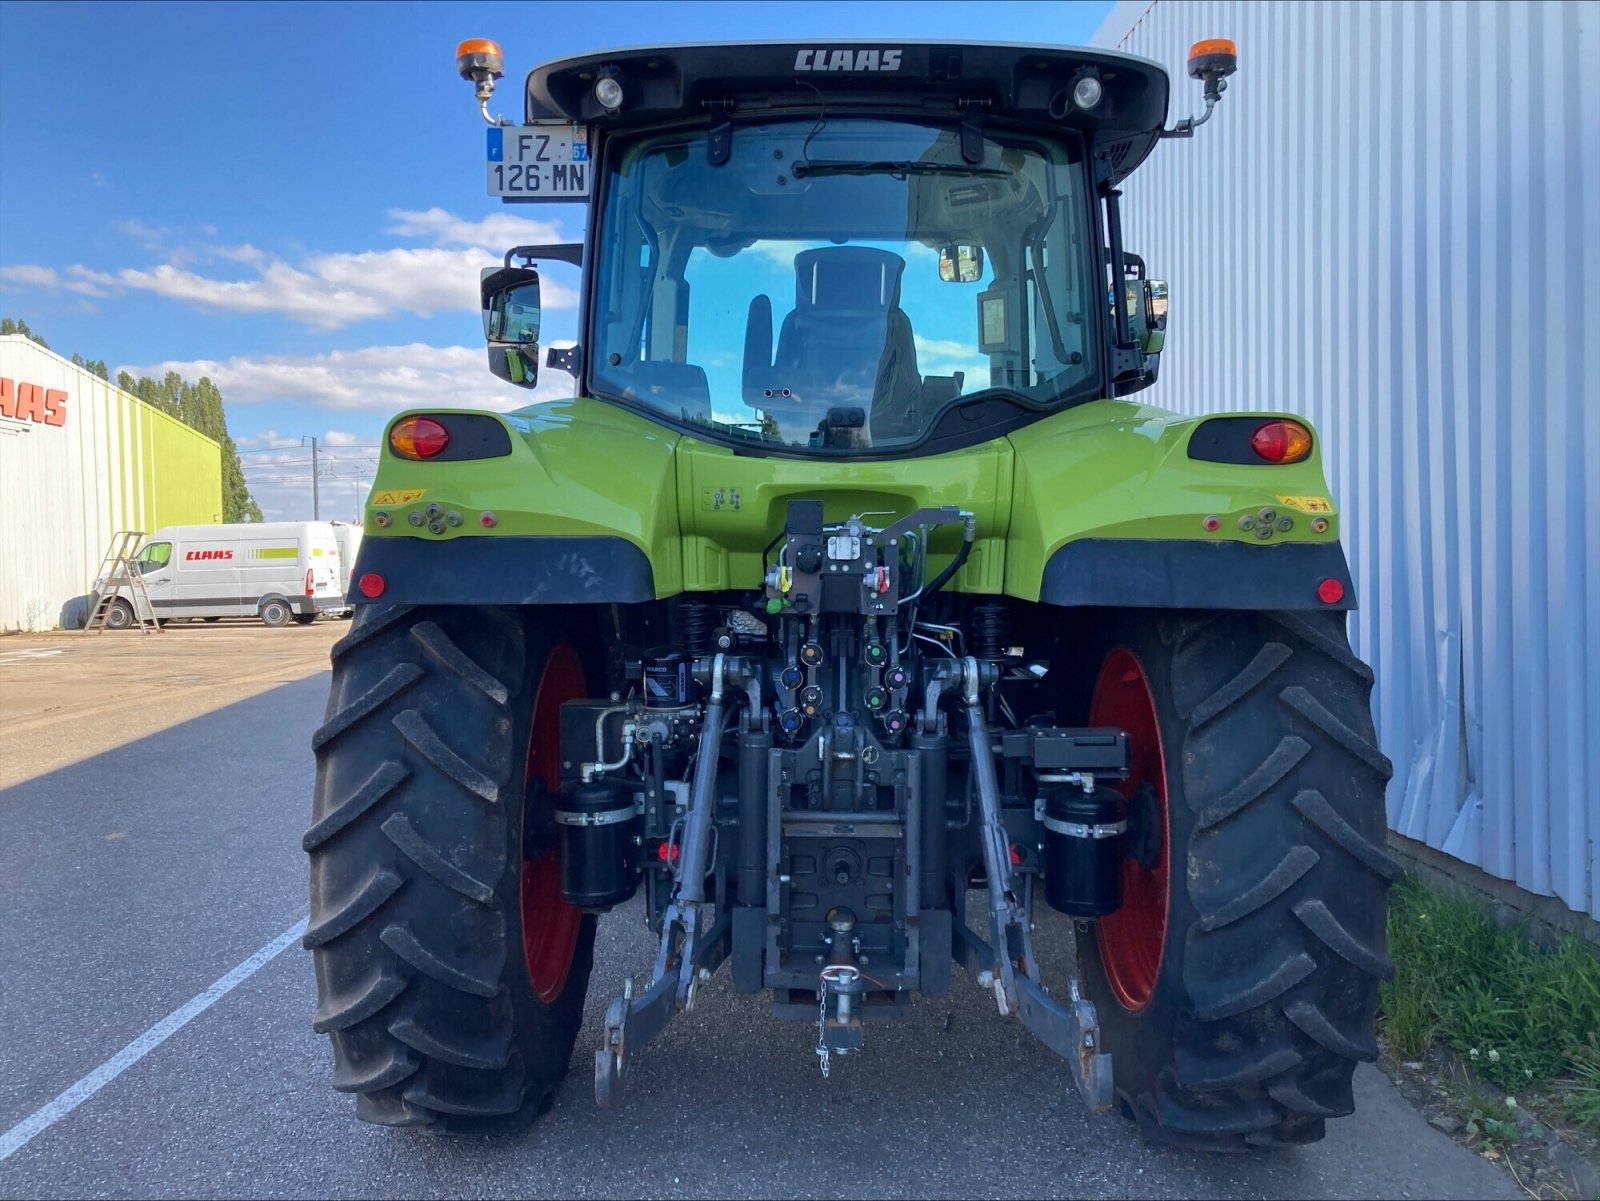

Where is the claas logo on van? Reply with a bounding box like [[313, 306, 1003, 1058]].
[[185, 549, 234, 561]]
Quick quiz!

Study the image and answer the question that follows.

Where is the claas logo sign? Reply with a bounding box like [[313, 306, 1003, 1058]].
[[185, 549, 234, 561], [0, 377, 68, 426]]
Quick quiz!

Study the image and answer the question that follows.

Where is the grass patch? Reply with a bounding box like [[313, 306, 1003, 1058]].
[[1380, 875, 1600, 1131]]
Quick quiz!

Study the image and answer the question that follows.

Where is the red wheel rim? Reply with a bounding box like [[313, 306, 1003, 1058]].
[[521, 643, 586, 1004], [1089, 648, 1170, 1013]]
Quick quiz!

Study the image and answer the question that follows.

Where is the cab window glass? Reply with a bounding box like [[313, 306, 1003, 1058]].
[[137, 542, 172, 572]]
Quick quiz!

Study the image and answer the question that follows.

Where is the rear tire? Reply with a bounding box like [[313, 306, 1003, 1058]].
[[260, 599, 292, 627], [304, 603, 597, 1133], [1075, 610, 1398, 1150], [294, 613, 317, 625]]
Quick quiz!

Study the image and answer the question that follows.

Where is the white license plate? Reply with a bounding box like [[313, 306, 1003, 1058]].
[[487, 125, 590, 199]]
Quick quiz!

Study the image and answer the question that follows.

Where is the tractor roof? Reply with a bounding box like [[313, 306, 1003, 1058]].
[[523, 40, 1171, 182]]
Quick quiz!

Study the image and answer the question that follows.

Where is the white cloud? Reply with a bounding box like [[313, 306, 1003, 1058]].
[[0, 264, 61, 287], [117, 342, 575, 413], [386, 207, 570, 249], [236, 429, 293, 449], [914, 335, 988, 382], [3, 208, 578, 329], [118, 217, 174, 250], [323, 429, 363, 446], [0, 264, 109, 297]]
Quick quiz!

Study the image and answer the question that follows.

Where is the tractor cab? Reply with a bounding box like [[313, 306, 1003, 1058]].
[[470, 40, 1233, 455]]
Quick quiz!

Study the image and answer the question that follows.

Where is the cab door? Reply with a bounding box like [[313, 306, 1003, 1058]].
[[133, 540, 176, 618]]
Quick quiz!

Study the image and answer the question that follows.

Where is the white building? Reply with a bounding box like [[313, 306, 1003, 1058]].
[[1094, 0, 1599, 921], [0, 336, 223, 631]]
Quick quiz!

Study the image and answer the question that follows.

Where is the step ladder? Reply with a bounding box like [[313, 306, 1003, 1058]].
[[83, 531, 163, 634]]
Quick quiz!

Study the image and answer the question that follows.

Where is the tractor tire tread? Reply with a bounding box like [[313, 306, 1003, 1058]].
[[411, 621, 510, 703], [312, 964, 407, 1033], [311, 663, 424, 752], [1083, 608, 1393, 1152], [301, 867, 403, 949], [301, 761, 410, 853], [392, 708, 501, 803], [306, 603, 595, 1134], [381, 812, 496, 904]]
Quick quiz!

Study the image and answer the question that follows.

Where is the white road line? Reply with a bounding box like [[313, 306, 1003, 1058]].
[[0, 916, 308, 1163]]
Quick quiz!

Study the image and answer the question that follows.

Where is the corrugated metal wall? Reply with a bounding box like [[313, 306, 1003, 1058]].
[[0, 336, 223, 631], [1094, 0, 1599, 920]]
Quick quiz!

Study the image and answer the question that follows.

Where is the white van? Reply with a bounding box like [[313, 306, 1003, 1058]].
[[327, 522, 364, 617], [93, 522, 344, 628]]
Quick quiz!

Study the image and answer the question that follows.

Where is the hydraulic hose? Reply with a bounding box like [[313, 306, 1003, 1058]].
[[920, 513, 977, 599]]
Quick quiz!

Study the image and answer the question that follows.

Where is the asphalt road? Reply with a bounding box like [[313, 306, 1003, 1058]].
[[0, 630, 1519, 1200]]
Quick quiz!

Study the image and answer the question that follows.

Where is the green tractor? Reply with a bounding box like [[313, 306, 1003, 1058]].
[[305, 36, 1397, 1149]]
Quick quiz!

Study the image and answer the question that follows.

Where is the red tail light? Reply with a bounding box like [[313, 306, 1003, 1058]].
[[390, 416, 450, 460], [1250, 420, 1313, 464], [357, 572, 386, 599], [305, 569, 315, 596]]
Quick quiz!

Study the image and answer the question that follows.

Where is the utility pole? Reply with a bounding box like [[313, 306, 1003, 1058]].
[[302, 435, 321, 519]]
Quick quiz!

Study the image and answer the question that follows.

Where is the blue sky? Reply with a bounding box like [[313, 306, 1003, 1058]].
[[0, 0, 1114, 519]]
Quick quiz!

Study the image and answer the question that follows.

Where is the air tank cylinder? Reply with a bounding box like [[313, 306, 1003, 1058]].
[[554, 780, 640, 910], [1041, 781, 1128, 918]]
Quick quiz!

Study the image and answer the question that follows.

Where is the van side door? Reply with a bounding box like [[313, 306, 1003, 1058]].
[[174, 539, 243, 617]]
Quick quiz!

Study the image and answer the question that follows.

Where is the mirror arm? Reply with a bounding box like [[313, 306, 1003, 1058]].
[[546, 345, 582, 377], [505, 243, 584, 268], [1103, 186, 1133, 349]]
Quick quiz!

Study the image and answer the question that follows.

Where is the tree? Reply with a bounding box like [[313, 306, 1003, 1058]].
[[10, 318, 262, 522], [1, 316, 49, 349], [70, 352, 109, 381]]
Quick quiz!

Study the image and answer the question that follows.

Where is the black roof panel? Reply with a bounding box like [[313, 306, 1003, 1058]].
[[522, 40, 1171, 182]]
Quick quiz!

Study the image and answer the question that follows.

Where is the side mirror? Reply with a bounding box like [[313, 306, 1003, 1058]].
[[481, 264, 542, 388], [938, 243, 984, 283], [1123, 278, 1168, 355]]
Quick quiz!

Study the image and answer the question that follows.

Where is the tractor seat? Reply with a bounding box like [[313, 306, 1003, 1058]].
[[743, 247, 923, 438]]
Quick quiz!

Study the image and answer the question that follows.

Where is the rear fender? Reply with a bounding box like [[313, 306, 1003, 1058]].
[[355, 400, 681, 605], [1006, 401, 1355, 610]]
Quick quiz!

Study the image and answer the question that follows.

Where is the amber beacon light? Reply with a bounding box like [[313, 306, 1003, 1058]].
[[457, 38, 508, 125], [1187, 39, 1238, 82]]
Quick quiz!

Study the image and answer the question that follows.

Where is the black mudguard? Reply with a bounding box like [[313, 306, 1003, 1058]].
[[350, 535, 655, 605], [1039, 539, 1357, 610]]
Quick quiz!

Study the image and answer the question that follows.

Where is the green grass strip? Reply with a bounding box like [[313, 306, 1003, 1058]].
[[1381, 876, 1600, 1131]]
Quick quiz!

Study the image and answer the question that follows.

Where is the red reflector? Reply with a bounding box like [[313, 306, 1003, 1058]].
[[1316, 577, 1345, 605], [1249, 419, 1313, 464], [656, 841, 680, 863], [1009, 842, 1023, 867], [358, 572, 387, 599], [305, 568, 315, 597], [390, 416, 450, 459]]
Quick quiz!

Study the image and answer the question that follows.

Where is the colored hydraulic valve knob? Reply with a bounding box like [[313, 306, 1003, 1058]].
[[779, 664, 804, 691], [883, 665, 911, 690], [800, 642, 825, 666], [799, 684, 825, 715], [864, 686, 890, 712], [863, 642, 888, 666]]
